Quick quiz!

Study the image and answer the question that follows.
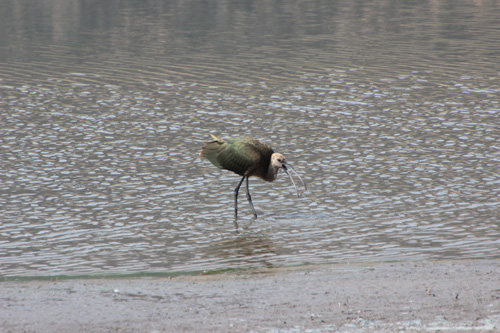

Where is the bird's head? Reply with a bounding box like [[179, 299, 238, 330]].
[[270, 153, 287, 173]]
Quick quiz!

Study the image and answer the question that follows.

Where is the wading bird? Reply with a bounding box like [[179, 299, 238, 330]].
[[200, 134, 306, 218]]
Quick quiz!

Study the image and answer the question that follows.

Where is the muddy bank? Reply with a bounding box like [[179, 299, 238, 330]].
[[1, 260, 500, 332]]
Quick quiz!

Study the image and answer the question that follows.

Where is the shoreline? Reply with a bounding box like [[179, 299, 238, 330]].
[[2, 259, 499, 332]]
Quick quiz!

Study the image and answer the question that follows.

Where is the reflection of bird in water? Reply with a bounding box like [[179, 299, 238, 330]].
[[200, 134, 306, 218], [209, 232, 277, 266]]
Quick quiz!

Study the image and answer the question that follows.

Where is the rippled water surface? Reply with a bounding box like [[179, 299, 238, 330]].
[[1, 0, 500, 277]]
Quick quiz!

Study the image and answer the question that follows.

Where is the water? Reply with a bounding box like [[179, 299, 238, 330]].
[[1, 0, 500, 277]]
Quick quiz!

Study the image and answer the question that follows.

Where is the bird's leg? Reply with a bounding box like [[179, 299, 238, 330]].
[[245, 177, 258, 218], [234, 176, 245, 218]]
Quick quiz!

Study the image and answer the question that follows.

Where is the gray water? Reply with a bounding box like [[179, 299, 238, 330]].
[[1, 0, 500, 277]]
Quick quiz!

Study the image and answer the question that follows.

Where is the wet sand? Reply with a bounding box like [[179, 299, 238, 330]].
[[1, 259, 499, 332]]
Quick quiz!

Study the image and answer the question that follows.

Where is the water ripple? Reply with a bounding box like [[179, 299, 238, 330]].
[[2, 0, 500, 277]]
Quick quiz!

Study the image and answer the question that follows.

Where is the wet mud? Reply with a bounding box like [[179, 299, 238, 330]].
[[2, 259, 499, 332]]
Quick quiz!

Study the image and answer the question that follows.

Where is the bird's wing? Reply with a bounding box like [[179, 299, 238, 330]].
[[216, 138, 262, 176]]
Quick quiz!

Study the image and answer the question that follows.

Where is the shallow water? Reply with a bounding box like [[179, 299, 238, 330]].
[[1, 0, 500, 277]]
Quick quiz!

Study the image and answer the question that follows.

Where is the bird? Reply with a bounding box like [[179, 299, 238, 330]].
[[200, 134, 306, 218]]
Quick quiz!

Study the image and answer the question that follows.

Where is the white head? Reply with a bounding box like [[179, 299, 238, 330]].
[[270, 153, 286, 175]]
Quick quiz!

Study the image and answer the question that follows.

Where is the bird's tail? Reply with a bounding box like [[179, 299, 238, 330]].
[[199, 134, 225, 169], [209, 134, 223, 142]]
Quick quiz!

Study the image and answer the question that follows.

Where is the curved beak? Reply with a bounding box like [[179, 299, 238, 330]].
[[282, 162, 307, 197]]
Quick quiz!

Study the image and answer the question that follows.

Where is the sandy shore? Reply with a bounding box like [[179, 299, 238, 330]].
[[1, 259, 500, 332]]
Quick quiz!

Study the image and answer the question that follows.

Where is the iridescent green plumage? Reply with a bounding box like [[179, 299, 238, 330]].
[[200, 135, 274, 181]]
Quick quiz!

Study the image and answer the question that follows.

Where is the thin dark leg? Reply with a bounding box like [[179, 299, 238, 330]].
[[245, 177, 258, 218], [234, 176, 245, 218]]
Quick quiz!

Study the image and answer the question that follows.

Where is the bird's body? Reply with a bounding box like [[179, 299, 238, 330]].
[[200, 136, 277, 181], [200, 135, 306, 218]]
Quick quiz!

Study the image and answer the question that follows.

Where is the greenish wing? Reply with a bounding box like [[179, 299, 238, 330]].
[[216, 139, 261, 176], [201, 141, 224, 168]]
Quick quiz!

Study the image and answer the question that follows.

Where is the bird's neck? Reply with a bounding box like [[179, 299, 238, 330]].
[[263, 163, 279, 182]]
